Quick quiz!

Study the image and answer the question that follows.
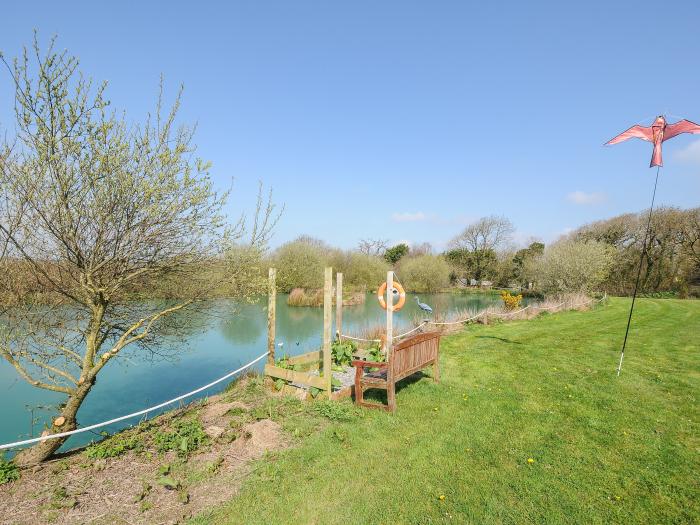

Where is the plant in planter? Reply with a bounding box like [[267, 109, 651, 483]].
[[331, 339, 357, 368]]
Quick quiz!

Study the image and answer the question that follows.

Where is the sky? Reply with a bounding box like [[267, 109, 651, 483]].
[[1, 1, 699, 251]]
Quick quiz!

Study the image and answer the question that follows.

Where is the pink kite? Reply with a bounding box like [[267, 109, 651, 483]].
[[607, 113, 699, 376], [606, 115, 700, 167]]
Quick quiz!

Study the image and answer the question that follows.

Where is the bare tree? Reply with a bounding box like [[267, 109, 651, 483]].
[[410, 242, 433, 256], [0, 35, 278, 465], [450, 216, 515, 252], [358, 238, 388, 257]]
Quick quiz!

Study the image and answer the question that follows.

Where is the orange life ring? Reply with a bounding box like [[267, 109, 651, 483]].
[[377, 281, 406, 312]]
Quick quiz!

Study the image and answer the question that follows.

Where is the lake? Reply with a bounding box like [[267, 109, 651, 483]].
[[0, 292, 508, 452]]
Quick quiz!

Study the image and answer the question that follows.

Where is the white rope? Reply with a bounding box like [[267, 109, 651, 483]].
[[429, 311, 485, 326], [339, 334, 381, 343], [0, 351, 269, 451], [491, 305, 531, 316], [341, 294, 606, 342], [534, 302, 565, 311], [392, 321, 428, 340]]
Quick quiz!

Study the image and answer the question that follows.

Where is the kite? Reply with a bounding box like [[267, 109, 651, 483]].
[[606, 115, 700, 375], [606, 115, 700, 167]]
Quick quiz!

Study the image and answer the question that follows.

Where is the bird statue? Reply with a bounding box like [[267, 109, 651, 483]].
[[414, 296, 433, 314], [606, 115, 700, 167]]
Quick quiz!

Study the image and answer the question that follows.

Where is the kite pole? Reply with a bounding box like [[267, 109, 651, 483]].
[[617, 165, 661, 376]]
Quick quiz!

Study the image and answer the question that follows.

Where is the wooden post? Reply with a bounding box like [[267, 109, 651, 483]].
[[386, 270, 395, 410], [323, 267, 333, 394], [267, 268, 276, 365], [385, 270, 394, 350], [335, 272, 343, 339]]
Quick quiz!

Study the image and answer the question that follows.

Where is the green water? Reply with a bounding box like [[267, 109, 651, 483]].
[[0, 292, 508, 452]]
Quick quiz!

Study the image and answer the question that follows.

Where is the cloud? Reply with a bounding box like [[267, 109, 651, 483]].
[[675, 139, 700, 165], [566, 191, 607, 205], [391, 211, 427, 222]]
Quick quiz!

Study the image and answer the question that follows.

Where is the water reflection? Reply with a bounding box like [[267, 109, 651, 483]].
[[1, 292, 509, 452]]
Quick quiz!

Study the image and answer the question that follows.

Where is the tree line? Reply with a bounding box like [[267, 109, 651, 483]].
[[261, 208, 699, 298]]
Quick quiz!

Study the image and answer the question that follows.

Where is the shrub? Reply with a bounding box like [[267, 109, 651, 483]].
[[287, 288, 324, 307], [500, 291, 523, 310], [223, 244, 267, 300], [273, 238, 326, 292], [529, 240, 614, 294], [398, 255, 451, 293], [385, 243, 409, 265], [343, 253, 390, 289]]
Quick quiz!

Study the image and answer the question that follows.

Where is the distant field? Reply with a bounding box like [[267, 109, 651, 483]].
[[193, 298, 700, 524]]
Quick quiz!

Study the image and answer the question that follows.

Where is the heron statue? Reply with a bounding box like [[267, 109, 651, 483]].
[[414, 296, 433, 314]]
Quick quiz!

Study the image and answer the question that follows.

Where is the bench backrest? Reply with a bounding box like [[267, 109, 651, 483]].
[[391, 331, 440, 376]]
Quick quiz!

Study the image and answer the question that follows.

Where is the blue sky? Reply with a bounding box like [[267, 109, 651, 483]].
[[1, 1, 699, 250]]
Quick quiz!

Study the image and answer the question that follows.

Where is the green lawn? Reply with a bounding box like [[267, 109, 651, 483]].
[[193, 298, 700, 524]]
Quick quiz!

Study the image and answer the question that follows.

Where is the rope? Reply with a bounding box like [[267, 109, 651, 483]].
[[0, 351, 269, 451], [534, 302, 565, 310], [491, 305, 531, 316], [340, 293, 607, 341], [339, 334, 381, 343], [392, 321, 428, 339], [429, 311, 485, 326]]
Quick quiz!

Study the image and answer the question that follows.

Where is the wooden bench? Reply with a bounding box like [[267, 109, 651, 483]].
[[352, 331, 441, 412]]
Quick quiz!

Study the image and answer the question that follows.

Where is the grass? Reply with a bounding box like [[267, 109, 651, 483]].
[[190, 298, 699, 524]]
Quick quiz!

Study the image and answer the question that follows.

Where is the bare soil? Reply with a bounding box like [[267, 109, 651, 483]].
[[0, 379, 290, 525]]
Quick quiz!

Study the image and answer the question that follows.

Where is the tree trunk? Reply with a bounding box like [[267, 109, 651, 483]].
[[13, 381, 93, 467]]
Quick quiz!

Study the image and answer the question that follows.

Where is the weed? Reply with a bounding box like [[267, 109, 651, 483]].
[[85, 431, 143, 459], [0, 453, 19, 485], [154, 418, 208, 457], [206, 456, 224, 474], [49, 486, 77, 509], [311, 400, 359, 422], [157, 475, 180, 490], [331, 339, 356, 367], [133, 481, 152, 503], [50, 460, 70, 474]]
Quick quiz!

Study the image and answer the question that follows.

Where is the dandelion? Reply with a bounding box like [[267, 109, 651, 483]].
[[527, 458, 535, 464], [614, 495, 621, 501], [439, 495, 446, 501]]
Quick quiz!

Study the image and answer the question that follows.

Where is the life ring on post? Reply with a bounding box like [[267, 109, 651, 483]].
[[377, 281, 406, 312]]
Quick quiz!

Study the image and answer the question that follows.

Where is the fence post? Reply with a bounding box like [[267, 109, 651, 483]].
[[323, 267, 333, 394], [385, 270, 394, 351], [386, 270, 394, 408], [267, 268, 276, 366], [336, 272, 343, 339]]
